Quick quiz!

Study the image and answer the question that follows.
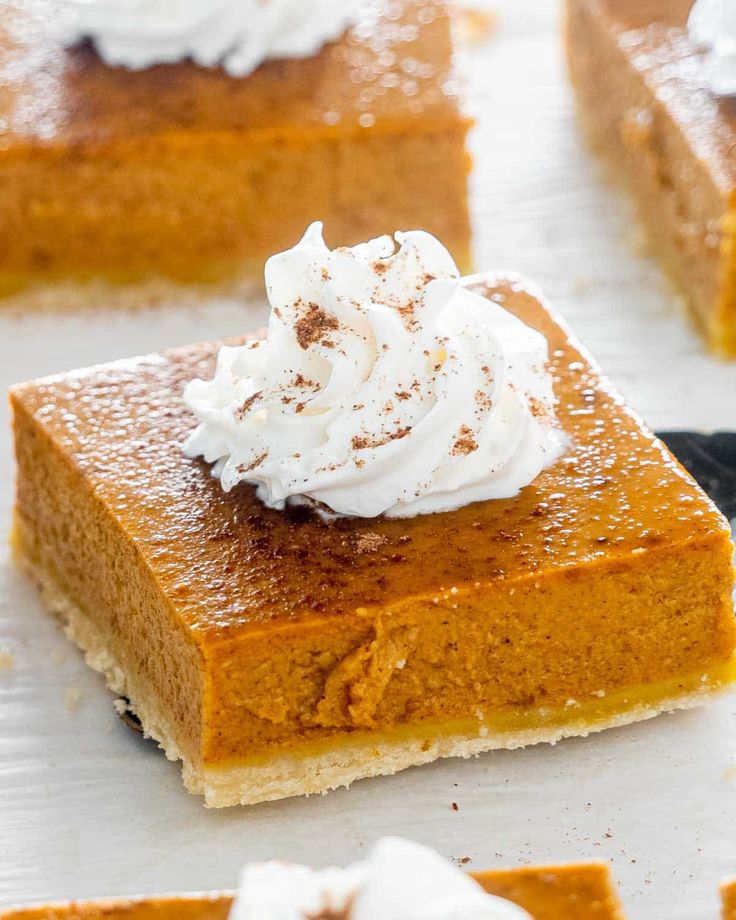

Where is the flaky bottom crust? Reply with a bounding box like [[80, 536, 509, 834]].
[[14, 529, 735, 808]]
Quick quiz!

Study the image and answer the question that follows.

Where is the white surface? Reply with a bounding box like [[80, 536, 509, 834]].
[[1, 2, 736, 918]]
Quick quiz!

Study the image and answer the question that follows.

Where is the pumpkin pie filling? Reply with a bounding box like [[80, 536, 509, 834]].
[[723, 877, 736, 919], [10, 269, 736, 806], [0, 0, 471, 307]]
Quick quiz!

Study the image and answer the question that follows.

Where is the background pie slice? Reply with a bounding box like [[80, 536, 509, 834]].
[[566, 0, 736, 357], [0, 0, 471, 308]]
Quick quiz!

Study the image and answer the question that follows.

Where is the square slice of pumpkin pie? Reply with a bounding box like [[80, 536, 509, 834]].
[[0, 0, 471, 308], [10, 224, 736, 806]]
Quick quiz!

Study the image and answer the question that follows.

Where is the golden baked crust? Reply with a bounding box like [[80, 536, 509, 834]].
[[566, 0, 736, 356], [0, 0, 471, 304], [0, 863, 626, 919], [10, 274, 736, 805]]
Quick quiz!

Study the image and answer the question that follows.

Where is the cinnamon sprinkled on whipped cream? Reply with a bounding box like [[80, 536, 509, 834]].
[[183, 223, 565, 519]]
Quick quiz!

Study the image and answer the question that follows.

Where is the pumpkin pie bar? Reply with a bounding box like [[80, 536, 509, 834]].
[[566, 0, 736, 356], [0, 0, 471, 307], [723, 878, 736, 919], [10, 274, 736, 807], [0, 862, 625, 920]]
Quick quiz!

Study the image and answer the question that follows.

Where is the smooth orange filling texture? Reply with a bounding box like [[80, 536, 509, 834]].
[[0, 124, 472, 294], [197, 542, 735, 764]]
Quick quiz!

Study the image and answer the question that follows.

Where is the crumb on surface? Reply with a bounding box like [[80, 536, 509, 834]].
[[0, 647, 13, 671]]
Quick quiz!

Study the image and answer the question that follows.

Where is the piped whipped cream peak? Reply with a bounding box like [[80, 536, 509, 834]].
[[228, 837, 530, 920], [183, 223, 566, 520], [689, 0, 736, 96], [63, 0, 359, 76]]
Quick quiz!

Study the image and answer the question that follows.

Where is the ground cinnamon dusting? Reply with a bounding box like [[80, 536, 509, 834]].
[[451, 424, 479, 456], [475, 390, 492, 412], [294, 302, 340, 349], [397, 299, 420, 329], [235, 390, 262, 420], [351, 426, 411, 450], [238, 451, 268, 473], [528, 396, 548, 419]]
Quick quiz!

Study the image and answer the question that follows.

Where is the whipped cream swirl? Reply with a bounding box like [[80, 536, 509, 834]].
[[184, 223, 565, 519], [689, 0, 736, 96], [64, 0, 359, 76], [229, 837, 530, 920]]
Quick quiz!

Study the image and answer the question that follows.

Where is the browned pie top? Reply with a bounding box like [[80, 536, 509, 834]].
[[0, 0, 462, 149], [12, 275, 729, 643], [597, 0, 736, 195]]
